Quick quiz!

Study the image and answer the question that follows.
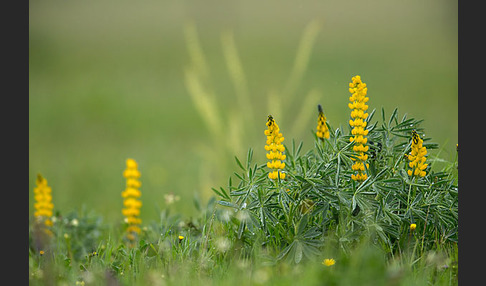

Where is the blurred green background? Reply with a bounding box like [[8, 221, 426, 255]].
[[29, 0, 457, 223]]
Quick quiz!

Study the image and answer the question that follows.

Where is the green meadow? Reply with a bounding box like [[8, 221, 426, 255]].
[[29, 0, 458, 285]]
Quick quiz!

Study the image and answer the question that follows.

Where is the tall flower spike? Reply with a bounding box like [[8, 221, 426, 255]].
[[407, 130, 428, 177], [348, 75, 370, 182], [316, 104, 330, 139], [122, 158, 142, 241], [264, 115, 286, 180], [33, 174, 54, 227]]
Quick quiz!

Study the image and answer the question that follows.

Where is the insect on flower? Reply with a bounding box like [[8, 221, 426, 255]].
[[267, 115, 274, 126], [412, 129, 420, 145], [407, 130, 428, 177], [316, 104, 330, 140]]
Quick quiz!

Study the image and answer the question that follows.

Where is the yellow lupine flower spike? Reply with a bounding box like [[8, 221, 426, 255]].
[[264, 115, 286, 180], [316, 104, 330, 140], [33, 173, 54, 227], [122, 158, 142, 241], [348, 75, 370, 182], [407, 130, 428, 177]]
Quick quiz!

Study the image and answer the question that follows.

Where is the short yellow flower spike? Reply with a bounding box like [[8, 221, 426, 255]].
[[410, 223, 417, 231], [316, 104, 330, 139], [322, 258, 336, 266], [33, 174, 54, 227], [122, 159, 142, 241], [348, 75, 369, 182], [264, 115, 286, 180], [407, 130, 428, 177]]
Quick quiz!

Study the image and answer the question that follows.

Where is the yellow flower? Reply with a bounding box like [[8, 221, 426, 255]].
[[407, 130, 428, 178], [322, 258, 336, 266], [348, 75, 370, 182], [265, 115, 286, 180], [33, 174, 54, 227], [179, 235, 184, 240], [410, 223, 417, 231], [316, 104, 330, 139], [122, 158, 142, 242]]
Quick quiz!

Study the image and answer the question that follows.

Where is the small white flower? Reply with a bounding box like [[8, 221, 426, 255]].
[[71, 218, 79, 227], [164, 193, 181, 205], [220, 209, 232, 222], [215, 237, 231, 253], [236, 210, 250, 222]]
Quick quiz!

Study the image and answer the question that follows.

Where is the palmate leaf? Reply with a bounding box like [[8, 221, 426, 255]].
[[292, 140, 304, 159], [237, 220, 246, 239], [379, 221, 400, 241], [234, 156, 245, 171], [296, 214, 309, 236], [216, 200, 238, 209], [293, 242, 303, 264], [231, 187, 250, 197], [277, 241, 295, 261], [274, 212, 323, 264], [369, 222, 392, 247], [276, 238, 322, 264], [246, 148, 254, 169], [388, 107, 399, 126], [391, 118, 424, 133], [351, 190, 378, 216], [259, 207, 267, 231], [212, 187, 231, 200]]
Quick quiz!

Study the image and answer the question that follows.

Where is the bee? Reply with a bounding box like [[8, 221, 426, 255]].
[[411, 129, 419, 145], [267, 114, 274, 126]]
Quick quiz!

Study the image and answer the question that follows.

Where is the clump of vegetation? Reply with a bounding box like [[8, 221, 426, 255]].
[[213, 76, 457, 272], [29, 69, 457, 285]]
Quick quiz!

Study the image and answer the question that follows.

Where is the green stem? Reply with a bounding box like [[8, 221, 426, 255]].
[[420, 204, 431, 255], [275, 172, 280, 190], [406, 176, 415, 215]]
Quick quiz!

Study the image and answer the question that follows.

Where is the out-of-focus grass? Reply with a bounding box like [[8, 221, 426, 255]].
[[29, 0, 457, 223]]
